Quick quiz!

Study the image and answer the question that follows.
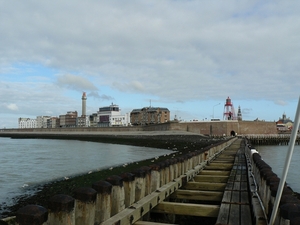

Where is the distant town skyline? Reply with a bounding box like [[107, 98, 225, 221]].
[[1, 1, 300, 128]]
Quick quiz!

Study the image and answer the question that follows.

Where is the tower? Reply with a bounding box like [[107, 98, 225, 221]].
[[81, 92, 87, 117], [223, 96, 237, 120], [237, 105, 242, 121]]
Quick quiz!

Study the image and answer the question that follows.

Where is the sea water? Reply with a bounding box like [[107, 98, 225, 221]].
[[0, 137, 173, 213], [256, 145, 300, 193]]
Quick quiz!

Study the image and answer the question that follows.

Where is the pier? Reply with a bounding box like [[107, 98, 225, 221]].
[[1, 137, 300, 225], [246, 134, 300, 145]]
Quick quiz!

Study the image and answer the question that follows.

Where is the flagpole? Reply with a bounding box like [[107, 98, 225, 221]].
[[268, 96, 300, 225]]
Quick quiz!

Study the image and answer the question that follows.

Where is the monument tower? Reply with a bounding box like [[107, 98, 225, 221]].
[[82, 92, 87, 117]]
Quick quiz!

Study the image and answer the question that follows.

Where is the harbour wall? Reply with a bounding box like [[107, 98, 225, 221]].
[[0, 120, 278, 136]]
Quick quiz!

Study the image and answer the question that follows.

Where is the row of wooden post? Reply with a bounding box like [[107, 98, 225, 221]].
[[246, 141, 300, 225], [10, 139, 233, 225]]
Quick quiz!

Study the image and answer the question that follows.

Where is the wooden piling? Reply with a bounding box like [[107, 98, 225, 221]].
[[92, 180, 112, 224]]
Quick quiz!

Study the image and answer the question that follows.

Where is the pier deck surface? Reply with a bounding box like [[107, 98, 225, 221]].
[[135, 138, 254, 225], [215, 139, 252, 225]]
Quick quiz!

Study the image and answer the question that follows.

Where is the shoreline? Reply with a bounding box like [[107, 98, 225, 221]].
[[0, 132, 223, 219]]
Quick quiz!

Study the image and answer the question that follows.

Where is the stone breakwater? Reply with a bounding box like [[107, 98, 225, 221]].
[[0, 131, 225, 219]]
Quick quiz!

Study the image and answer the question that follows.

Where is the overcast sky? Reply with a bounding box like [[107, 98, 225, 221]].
[[1, 1, 300, 128]]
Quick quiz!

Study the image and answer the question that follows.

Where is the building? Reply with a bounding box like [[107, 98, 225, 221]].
[[130, 107, 170, 126], [47, 117, 60, 128], [18, 118, 37, 128], [89, 113, 99, 127], [59, 111, 78, 127], [77, 116, 90, 127], [97, 103, 129, 127], [276, 113, 293, 131], [36, 116, 51, 128], [110, 113, 130, 126]]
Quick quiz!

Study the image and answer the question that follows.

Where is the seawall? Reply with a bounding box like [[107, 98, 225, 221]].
[[0, 120, 278, 136]]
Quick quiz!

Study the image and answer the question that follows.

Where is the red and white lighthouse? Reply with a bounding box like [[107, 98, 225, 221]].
[[223, 96, 236, 120]]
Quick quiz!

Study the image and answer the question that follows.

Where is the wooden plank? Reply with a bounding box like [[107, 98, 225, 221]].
[[225, 181, 234, 190], [241, 205, 252, 225], [240, 191, 249, 205], [216, 191, 232, 224], [240, 181, 248, 191], [152, 202, 220, 217], [209, 162, 233, 167], [135, 221, 178, 225], [205, 165, 233, 170], [227, 190, 240, 224], [228, 204, 240, 225], [240, 192, 252, 225], [183, 182, 226, 191], [170, 189, 223, 201], [221, 190, 232, 202], [199, 170, 231, 176], [194, 175, 228, 183], [215, 203, 230, 224]]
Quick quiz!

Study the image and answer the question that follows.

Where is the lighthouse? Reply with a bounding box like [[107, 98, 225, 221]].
[[223, 96, 237, 120], [81, 92, 87, 117]]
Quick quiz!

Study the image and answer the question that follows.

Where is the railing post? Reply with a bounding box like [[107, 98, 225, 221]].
[[173, 158, 179, 179], [158, 162, 166, 186], [167, 159, 174, 181], [120, 172, 136, 207], [48, 194, 75, 225], [149, 164, 161, 192], [92, 180, 112, 224], [140, 166, 152, 195], [105, 175, 125, 216], [74, 187, 97, 225], [164, 160, 170, 184], [16, 205, 48, 225], [131, 169, 146, 202], [183, 155, 188, 173]]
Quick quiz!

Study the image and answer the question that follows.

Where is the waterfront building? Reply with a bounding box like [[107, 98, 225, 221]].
[[59, 111, 78, 127], [276, 113, 293, 131], [130, 107, 170, 126], [110, 113, 130, 126], [89, 113, 98, 127], [18, 118, 37, 128], [36, 116, 51, 128], [77, 116, 90, 127], [97, 103, 129, 127], [46, 117, 60, 128]]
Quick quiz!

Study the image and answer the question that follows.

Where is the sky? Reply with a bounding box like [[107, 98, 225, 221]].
[[1, 0, 300, 128]]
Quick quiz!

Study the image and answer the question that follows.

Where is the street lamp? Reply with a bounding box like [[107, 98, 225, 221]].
[[212, 103, 221, 119]]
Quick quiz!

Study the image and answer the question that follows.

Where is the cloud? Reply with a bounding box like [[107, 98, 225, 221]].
[[113, 81, 145, 93], [88, 91, 114, 101], [274, 100, 288, 106], [1, 1, 300, 127], [242, 108, 253, 115], [6, 103, 19, 111], [56, 74, 98, 92]]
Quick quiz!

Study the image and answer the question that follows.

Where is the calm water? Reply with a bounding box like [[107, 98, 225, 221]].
[[256, 145, 300, 193], [0, 137, 173, 211]]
